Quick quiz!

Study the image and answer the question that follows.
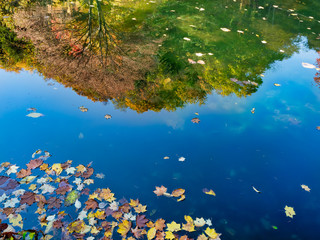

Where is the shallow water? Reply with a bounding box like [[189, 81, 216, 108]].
[[0, 0, 320, 239]]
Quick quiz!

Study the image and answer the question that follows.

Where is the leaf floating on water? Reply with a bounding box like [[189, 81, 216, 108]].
[[252, 186, 261, 193], [272, 225, 278, 230], [204, 227, 220, 239], [95, 173, 105, 179], [194, 218, 206, 227], [167, 221, 181, 232], [79, 106, 88, 112], [27, 108, 37, 112], [220, 28, 231, 32], [163, 156, 170, 159], [171, 188, 185, 197], [284, 205, 296, 218], [104, 114, 112, 119], [177, 194, 185, 202], [26, 112, 44, 118], [316, 126, 320, 130], [178, 157, 185, 162], [302, 62, 316, 69], [203, 188, 216, 196], [274, 83, 281, 87], [153, 185, 168, 196], [191, 118, 200, 124], [301, 184, 311, 192], [195, 112, 199, 115], [251, 108, 255, 114]]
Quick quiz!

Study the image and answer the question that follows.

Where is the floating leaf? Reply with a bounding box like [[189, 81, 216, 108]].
[[171, 188, 185, 197], [154, 186, 168, 196], [167, 221, 181, 232], [148, 227, 157, 240], [284, 205, 296, 218], [117, 220, 131, 237], [302, 62, 316, 69], [301, 184, 311, 192], [204, 227, 219, 239], [191, 118, 200, 123], [26, 112, 44, 118], [65, 190, 80, 206]]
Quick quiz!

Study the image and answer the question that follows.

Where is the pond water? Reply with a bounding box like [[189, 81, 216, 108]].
[[0, 0, 320, 239]]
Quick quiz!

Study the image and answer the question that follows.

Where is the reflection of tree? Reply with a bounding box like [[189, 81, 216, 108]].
[[1, 0, 319, 112]]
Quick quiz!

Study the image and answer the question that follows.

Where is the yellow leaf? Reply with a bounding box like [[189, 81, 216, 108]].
[[177, 195, 185, 202], [129, 199, 139, 207], [29, 184, 37, 191], [165, 231, 175, 240], [94, 210, 105, 220], [167, 221, 181, 232], [197, 234, 208, 240], [204, 189, 216, 196], [9, 214, 23, 228], [117, 220, 132, 237], [285, 205, 296, 218], [134, 204, 147, 213], [76, 164, 86, 173], [147, 227, 157, 240], [301, 184, 311, 192], [204, 227, 218, 239], [51, 163, 62, 175], [100, 188, 116, 202]]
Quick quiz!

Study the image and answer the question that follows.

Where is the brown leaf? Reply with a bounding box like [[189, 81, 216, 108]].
[[132, 226, 144, 239], [53, 219, 63, 229], [16, 169, 31, 178], [156, 231, 165, 240], [27, 159, 43, 170], [82, 168, 94, 178], [119, 203, 131, 213], [20, 191, 36, 206], [85, 199, 98, 210], [153, 186, 168, 196], [171, 188, 185, 197], [191, 118, 200, 123], [155, 219, 166, 231], [136, 215, 148, 228], [47, 197, 61, 209]]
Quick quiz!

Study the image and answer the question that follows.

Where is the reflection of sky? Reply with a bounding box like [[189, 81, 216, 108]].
[[0, 48, 320, 239]]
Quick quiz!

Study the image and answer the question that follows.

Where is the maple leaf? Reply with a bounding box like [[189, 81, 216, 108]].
[[167, 221, 181, 232], [100, 188, 116, 202], [129, 199, 140, 207], [82, 168, 94, 178], [148, 227, 157, 240], [95, 210, 106, 220], [194, 218, 206, 227], [0, 177, 19, 191], [40, 184, 56, 194], [4, 197, 19, 208], [155, 219, 166, 231], [16, 168, 31, 178], [76, 164, 86, 173], [204, 227, 219, 239], [9, 214, 23, 229], [48, 197, 61, 209], [40, 163, 49, 171], [182, 216, 195, 232], [165, 231, 175, 240], [20, 191, 36, 206], [285, 205, 296, 218], [52, 164, 63, 175], [197, 234, 208, 240], [171, 188, 185, 197], [6, 165, 19, 175], [132, 226, 144, 238], [156, 231, 165, 240], [53, 219, 63, 229], [135, 204, 147, 213], [191, 117, 200, 123], [112, 211, 123, 220], [66, 167, 76, 174], [68, 220, 86, 233], [136, 215, 148, 228], [117, 220, 132, 237], [27, 159, 43, 170], [85, 199, 98, 210], [153, 186, 168, 196]]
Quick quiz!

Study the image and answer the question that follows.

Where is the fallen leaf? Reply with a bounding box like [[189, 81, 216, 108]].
[[284, 205, 296, 218], [301, 184, 311, 192], [155, 218, 166, 231], [167, 221, 181, 232], [148, 227, 157, 240], [203, 188, 216, 196], [117, 220, 131, 237], [252, 186, 261, 193], [204, 227, 219, 239], [136, 214, 149, 228], [79, 106, 88, 112], [191, 118, 200, 123], [105, 114, 112, 119], [302, 62, 316, 69], [154, 186, 168, 196], [171, 188, 185, 197], [26, 112, 44, 118], [16, 169, 32, 178], [135, 204, 147, 213]]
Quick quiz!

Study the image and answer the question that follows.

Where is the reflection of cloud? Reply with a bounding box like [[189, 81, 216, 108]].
[[205, 94, 247, 113], [273, 109, 301, 125]]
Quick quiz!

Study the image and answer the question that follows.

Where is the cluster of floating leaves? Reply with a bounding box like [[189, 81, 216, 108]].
[[0, 151, 221, 240]]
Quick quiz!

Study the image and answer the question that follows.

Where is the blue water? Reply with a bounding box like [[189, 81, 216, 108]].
[[1, 47, 320, 239]]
